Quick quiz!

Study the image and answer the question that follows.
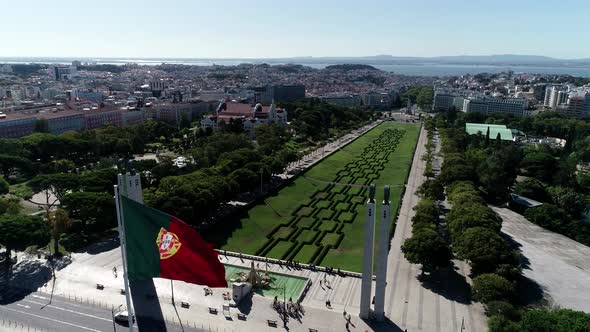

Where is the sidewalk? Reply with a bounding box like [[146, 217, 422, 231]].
[[29, 247, 388, 332]]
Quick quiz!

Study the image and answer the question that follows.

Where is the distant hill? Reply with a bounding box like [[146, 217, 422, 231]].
[[324, 64, 378, 71]]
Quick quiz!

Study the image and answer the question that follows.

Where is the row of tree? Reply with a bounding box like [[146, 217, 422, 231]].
[[435, 112, 590, 331]]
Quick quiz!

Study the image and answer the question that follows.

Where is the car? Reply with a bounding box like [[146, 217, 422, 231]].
[[114, 311, 135, 325]]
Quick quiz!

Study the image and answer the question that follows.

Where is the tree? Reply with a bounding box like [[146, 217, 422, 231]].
[[485, 127, 491, 146], [402, 228, 452, 274], [0, 215, 50, 270], [0, 154, 33, 180], [519, 309, 590, 332], [417, 178, 445, 201], [547, 186, 586, 217], [524, 204, 568, 233], [472, 273, 515, 304], [48, 209, 71, 255], [447, 203, 502, 240], [521, 152, 557, 182], [488, 315, 522, 332], [0, 176, 8, 195], [453, 227, 508, 274], [60, 192, 115, 231], [411, 199, 439, 229], [514, 178, 548, 202], [78, 168, 118, 193], [28, 173, 79, 218]]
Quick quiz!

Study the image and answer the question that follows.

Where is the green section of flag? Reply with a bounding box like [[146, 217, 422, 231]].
[[121, 195, 170, 280]]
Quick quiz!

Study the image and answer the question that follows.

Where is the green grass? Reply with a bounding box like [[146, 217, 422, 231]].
[[294, 245, 319, 263], [267, 240, 295, 260], [223, 122, 420, 272], [274, 226, 294, 240], [298, 229, 319, 243]]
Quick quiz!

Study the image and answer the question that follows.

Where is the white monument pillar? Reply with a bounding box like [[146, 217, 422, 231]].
[[374, 185, 391, 322], [117, 172, 143, 204], [360, 184, 376, 319]]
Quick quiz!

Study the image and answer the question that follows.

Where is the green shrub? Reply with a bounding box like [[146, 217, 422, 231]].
[[472, 273, 515, 304]]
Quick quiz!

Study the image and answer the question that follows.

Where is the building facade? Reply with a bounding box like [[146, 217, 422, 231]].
[[200, 102, 287, 138], [433, 92, 456, 112], [464, 97, 527, 116]]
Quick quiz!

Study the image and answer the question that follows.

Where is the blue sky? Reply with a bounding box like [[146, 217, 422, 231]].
[[2, 0, 589, 59]]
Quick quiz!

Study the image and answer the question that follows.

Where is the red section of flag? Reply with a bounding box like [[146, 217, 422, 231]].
[[159, 216, 227, 288]]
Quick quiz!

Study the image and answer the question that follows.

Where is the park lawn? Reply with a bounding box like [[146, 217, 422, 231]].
[[223, 122, 420, 272]]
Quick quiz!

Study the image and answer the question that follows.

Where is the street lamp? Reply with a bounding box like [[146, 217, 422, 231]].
[[112, 304, 123, 332]]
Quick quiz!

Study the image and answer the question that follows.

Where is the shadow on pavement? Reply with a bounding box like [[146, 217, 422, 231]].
[[517, 275, 545, 306], [0, 260, 52, 304], [130, 279, 167, 332], [362, 316, 404, 332], [84, 236, 120, 255], [237, 292, 253, 315], [418, 266, 472, 305]]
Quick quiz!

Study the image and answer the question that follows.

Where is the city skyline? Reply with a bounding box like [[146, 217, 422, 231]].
[[3, 0, 590, 59]]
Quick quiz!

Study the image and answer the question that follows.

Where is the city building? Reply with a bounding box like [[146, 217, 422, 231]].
[[84, 109, 123, 129], [562, 96, 586, 118], [463, 97, 528, 116], [200, 101, 287, 138], [433, 92, 456, 112], [319, 95, 362, 107], [270, 84, 305, 103], [254, 85, 306, 104], [544, 86, 568, 109], [361, 92, 390, 107], [51, 66, 77, 81]]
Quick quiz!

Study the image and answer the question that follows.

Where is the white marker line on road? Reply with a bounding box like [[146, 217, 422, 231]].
[[0, 306, 102, 332], [31, 294, 48, 300], [29, 293, 87, 309], [16, 304, 31, 309], [23, 300, 112, 322]]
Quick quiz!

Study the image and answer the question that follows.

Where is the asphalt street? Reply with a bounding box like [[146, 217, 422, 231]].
[[0, 290, 197, 332]]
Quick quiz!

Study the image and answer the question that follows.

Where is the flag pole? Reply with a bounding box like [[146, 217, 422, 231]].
[[114, 184, 135, 331]]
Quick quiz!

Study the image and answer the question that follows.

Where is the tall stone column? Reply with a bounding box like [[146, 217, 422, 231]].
[[374, 185, 391, 322], [117, 172, 143, 204], [360, 184, 376, 319]]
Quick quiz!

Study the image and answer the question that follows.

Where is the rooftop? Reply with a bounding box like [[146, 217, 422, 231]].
[[465, 122, 514, 141]]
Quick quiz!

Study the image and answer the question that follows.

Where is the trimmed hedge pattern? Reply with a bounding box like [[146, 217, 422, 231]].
[[258, 128, 405, 265]]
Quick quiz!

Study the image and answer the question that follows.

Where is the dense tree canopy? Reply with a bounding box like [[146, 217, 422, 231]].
[[472, 273, 515, 304], [402, 228, 452, 274], [0, 215, 50, 269]]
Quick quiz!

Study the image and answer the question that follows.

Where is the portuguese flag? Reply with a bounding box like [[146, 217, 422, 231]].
[[120, 195, 227, 287]]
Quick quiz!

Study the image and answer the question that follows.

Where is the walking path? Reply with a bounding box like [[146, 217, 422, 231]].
[[280, 121, 382, 179], [384, 126, 488, 331], [7, 247, 381, 332]]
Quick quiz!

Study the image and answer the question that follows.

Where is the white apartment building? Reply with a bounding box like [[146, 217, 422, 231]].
[[463, 97, 528, 116]]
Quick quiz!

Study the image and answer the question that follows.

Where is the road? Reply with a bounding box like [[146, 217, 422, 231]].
[[0, 290, 199, 332], [383, 127, 488, 331]]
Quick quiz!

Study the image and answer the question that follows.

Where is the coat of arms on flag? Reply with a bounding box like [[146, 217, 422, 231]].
[[157, 228, 182, 260]]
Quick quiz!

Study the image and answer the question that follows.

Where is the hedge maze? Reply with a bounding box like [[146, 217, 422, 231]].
[[257, 128, 406, 267]]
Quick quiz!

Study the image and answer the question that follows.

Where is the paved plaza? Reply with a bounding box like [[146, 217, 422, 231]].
[[494, 206, 590, 313]]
